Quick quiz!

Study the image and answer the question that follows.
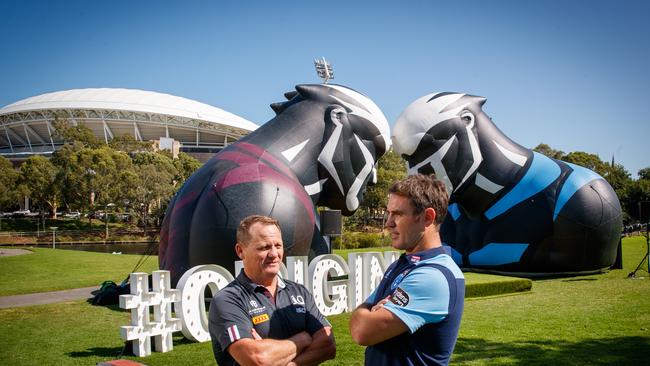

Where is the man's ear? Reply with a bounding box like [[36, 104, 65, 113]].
[[235, 243, 244, 260], [423, 207, 436, 227]]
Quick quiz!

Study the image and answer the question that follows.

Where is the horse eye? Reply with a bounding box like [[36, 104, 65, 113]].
[[460, 111, 475, 127]]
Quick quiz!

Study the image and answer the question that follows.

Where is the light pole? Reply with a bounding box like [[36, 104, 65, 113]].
[[105, 203, 115, 239], [49, 227, 58, 249], [314, 57, 334, 84]]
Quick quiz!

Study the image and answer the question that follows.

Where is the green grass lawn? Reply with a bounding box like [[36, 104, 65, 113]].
[[1, 237, 648, 365], [0, 248, 159, 296]]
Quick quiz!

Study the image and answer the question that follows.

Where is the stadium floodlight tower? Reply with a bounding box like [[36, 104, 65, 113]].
[[314, 57, 334, 84]]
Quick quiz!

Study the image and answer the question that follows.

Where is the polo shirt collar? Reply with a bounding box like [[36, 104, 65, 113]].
[[404, 246, 448, 264], [236, 270, 285, 292]]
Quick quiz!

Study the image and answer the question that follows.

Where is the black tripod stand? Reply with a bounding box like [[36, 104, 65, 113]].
[[628, 223, 650, 278]]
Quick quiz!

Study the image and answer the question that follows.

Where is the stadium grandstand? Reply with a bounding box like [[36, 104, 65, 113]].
[[0, 88, 258, 163]]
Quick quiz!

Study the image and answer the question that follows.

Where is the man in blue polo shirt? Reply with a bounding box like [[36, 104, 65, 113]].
[[209, 215, 335, 365], [350, 174, 465, 366]]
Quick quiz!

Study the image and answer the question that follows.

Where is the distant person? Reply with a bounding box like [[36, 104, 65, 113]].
[[208, 215, 335, 365], [349, 175, 465, 365]]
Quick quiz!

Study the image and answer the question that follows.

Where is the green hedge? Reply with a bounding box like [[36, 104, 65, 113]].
[[333, 231, 391, 249], [465, 277, 532, 298]]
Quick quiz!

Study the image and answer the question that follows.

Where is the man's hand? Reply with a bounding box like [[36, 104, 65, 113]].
[[228, 330, 312, 366], [288, 327, 336, 366], [371, 296, 391, 312]]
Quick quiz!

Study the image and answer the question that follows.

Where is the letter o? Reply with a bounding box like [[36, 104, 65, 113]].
[[176, 265, 234, 342]]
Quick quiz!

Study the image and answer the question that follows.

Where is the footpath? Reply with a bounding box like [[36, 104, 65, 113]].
[[0, 286, 97, 309]]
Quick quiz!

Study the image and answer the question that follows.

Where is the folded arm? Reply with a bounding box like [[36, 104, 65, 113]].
[[288, 326, 336, 366], [228, 330, 312, 366], [349, 298, 409, 346]]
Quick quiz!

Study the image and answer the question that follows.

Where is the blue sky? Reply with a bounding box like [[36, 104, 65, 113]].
[[1, 0, 648, 177]]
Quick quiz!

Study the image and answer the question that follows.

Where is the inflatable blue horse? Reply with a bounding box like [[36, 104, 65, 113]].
[[393, 92, 622, 276]]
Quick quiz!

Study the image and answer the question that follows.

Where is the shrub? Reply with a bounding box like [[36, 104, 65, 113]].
[[333, 231, 390, 250]]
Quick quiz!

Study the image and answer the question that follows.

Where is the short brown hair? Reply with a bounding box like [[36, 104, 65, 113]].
[[237, 215, 282, 245], [389, 174, 449, 226]]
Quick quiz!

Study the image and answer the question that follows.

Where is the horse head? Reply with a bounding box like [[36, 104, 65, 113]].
[[268, 84, 390, 215], [393, 92, 488, 196]]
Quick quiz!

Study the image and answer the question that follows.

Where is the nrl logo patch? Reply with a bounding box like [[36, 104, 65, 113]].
[[390, 287, 410, 307]]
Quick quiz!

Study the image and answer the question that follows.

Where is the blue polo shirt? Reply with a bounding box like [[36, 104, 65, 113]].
[[364, 246, 465, 366]]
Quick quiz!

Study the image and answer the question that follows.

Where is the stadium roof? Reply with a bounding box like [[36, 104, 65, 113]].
[[0, 88, 258, 131], [0, 88, 258, 161]]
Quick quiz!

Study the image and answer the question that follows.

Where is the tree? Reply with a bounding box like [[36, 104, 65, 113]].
[[51, 114, 101, 148], [174, 152, 202, 182], [563, 151, 609, 175], [638, 167, 650, 181], [346, 149, 407, 231], [623, 179, 650, 222], [533, 143, 565, 160], [50, 144, 86, 212], [603, 163, 631, 192], [130, 151, 177, 234], [18, 156, 59, 229], [0, 156, 20, 211], [132, 151, 177, 180], [132, 163, 175, 235], [108, 134, 153, 153]]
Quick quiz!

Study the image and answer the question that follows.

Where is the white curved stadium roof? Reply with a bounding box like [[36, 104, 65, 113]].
[[0, 88, 258, 131]]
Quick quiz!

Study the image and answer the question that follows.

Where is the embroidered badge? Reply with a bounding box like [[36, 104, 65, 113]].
[[291, 295, 305, 305], [252, 313, 269, 325], [227, 325, 241, 342], [247, 300, 267, 315], [410, 255, 421, 263], [389, 287, 410, 307], [391, 269, 410, 291]]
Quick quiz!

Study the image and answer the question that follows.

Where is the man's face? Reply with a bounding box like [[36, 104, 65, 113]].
[[236, 223, 284, 281], [384, 194, 426, 252]]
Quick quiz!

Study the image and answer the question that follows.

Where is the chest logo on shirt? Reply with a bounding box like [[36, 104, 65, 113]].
[[391, 269, 410, 291], [389, 287, 410, 307], [291, 295, 305, 305], [252, 313, 270, 325], [247, 301, 266, 315]]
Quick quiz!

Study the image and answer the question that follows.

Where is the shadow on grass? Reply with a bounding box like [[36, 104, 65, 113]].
[[67, 345, 125, 358], [85, 298, 128, 313], [67, 335, 196, 360], [454, 336, 650, 365]]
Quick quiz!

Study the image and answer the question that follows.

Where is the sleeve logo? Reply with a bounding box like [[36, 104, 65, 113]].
[[389, 287, 410, 307], [252, 313, 270, 325]]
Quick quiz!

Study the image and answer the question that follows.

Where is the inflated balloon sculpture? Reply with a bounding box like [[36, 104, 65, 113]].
[[393, 92, 622, 276], [160, 84, 390, 285]]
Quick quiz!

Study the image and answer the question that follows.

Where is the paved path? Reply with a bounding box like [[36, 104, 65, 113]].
[[0, 248, 33, 257], [0, 286, 97, 309]]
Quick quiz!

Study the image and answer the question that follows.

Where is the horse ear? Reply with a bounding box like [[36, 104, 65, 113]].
[[284, 91, 299, 100], [270, 102, 285, 115], [295, 84, 323, 99]]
